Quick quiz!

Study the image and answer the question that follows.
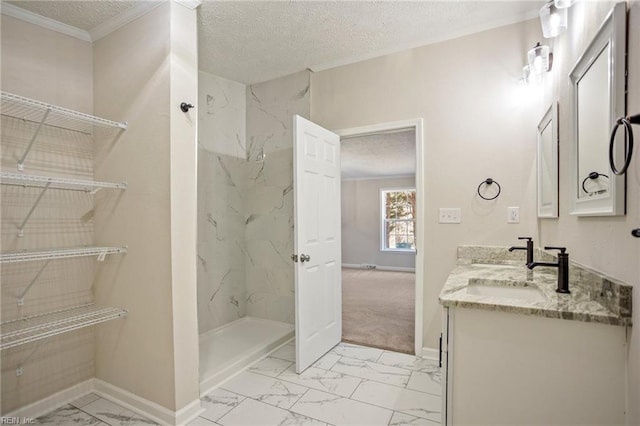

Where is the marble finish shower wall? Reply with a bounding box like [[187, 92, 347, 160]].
[[197, 71, 247, 334], [245, 70, 310, 324]]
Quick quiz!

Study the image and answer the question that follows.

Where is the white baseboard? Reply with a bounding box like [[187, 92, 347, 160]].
[[93, 379, 204, 426], [342, 263, 415, 272], [422, 347, 439, 361], [7, 378, 204, 426], [6, 379, 94, 420]]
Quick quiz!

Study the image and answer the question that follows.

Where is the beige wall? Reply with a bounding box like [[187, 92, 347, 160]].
[[342, 177, 416, 269], [538, 1, 640, 422], [168, 2, 200, 411], [93, 2, 199, 412], [311, 19, 541, 352], [0, 15, 95, 413]]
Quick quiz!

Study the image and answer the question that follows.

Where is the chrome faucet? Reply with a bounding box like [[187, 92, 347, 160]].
[[508, 237, 534, 266], [527, 246, 570, 294]]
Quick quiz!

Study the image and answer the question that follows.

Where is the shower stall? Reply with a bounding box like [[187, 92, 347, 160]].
[[196, 69, 310, 393]]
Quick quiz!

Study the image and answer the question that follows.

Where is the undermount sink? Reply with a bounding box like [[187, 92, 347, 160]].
[[466, 278, 546, 302]]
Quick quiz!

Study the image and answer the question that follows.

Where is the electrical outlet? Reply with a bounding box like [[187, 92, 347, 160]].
[[439, 208, 461, 224], [507, 207, 520, 223]]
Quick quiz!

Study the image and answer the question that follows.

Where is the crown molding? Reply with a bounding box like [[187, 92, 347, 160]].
[[1, 1, 165, 43], [1, 2, 91, 42], [89, 1, 164, 42]]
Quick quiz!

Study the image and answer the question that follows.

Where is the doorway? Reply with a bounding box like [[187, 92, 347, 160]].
[[336, 120, 424, 356]]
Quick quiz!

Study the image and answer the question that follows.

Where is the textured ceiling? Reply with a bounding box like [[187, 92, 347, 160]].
[[7, 0, 140, 31], [6, 1, 542, 85], [198, 1, 541, 84], [341, 130, 416, 179]]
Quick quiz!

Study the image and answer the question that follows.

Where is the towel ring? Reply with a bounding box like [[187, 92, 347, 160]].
[[581, 171, 609, 195], [609, 113, 640, 175], [477, 178, 501, 200]]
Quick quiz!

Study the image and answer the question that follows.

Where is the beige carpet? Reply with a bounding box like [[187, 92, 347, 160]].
[[342, 268, 415, 354]]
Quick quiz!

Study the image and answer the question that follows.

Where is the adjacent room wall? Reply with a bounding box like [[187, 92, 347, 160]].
[[93, 2, 199, 413], [245, 70, 310, 324], [197, 71, 248, 334], [0, 14, 95, 414], [342, 177, 416, 270], [538, 1, 640, 422], [311, 19, 541, 352]]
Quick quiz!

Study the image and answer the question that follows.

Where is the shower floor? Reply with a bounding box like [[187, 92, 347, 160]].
[[199, 316, 294, 394]]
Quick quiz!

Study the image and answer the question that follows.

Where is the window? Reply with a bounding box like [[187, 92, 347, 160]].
[[380, 188, 416, 252]]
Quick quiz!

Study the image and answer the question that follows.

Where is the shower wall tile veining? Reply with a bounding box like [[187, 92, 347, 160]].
[[198, 71, 248, 333], [245, 70, 310, 324], [197, 69, 310, 332]]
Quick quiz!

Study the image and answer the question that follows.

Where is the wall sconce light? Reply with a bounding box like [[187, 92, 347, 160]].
[[540, 1, 568, 38], [528, 42, 553, 74]]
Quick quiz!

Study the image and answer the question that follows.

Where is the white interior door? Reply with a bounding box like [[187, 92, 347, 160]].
[[293, 115, 342, 373]]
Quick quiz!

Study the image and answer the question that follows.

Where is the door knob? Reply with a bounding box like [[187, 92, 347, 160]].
[[300, 254, 311, 262], [291, 254, 298, 262]]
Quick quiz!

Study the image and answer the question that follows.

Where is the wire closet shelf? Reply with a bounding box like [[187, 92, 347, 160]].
[[0, 304, 128, 350], [1, 91, 127, 134], [0, 246, 127, 264], [0, 172, 128, 192]]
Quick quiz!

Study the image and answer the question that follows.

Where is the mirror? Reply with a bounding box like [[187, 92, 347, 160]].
[[570, 2, 626, 216], [537, 102, 558, 218]]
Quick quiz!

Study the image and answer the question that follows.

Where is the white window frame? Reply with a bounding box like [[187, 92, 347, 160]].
[[380, 187, 416, 253]]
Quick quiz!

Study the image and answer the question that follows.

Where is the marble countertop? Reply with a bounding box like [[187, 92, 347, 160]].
[[439, 247, 632, 327]]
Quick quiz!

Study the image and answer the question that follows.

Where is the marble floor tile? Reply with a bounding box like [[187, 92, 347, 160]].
[[200, 388, 245, 422], [330, 342, 384, 362], [406, 370, 441, 396], [221, 371, 308, 409], [389, 411, 440, 425], [35, 404, 106, 425], [70, 393, 102, 409], [188, 417, 220, 425], [278, 365, 361, 397], [218, 397, 325, 426], [249, 356, 294, 377], [270, 342, 296, 362], [290, 389, 393, 425], [330, 357, 411, 387], [376, 351, 440, 373], [350, 380, 441, 423], [81, 398, 158, 426], [312, 352, 341, 370]]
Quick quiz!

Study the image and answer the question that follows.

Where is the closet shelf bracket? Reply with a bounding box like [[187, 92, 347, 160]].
[[17, 259, 51, 306]]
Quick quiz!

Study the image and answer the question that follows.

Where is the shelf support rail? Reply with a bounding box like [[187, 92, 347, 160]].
[[17, 260, 51, 306], [17, 108, 51, 172], [17, 181, 51, 237]]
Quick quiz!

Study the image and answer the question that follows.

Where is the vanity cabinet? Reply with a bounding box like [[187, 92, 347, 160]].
[[441, 306, 628, 425]]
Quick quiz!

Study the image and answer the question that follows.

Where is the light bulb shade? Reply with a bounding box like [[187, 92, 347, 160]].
[[523, 65, 541, 85], [528, 44, 550, 74], [553, 0, 575, 8], [540, 1, 568, 38]]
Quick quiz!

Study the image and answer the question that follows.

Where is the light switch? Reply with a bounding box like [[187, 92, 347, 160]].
[[439, 208, 461, 224]]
